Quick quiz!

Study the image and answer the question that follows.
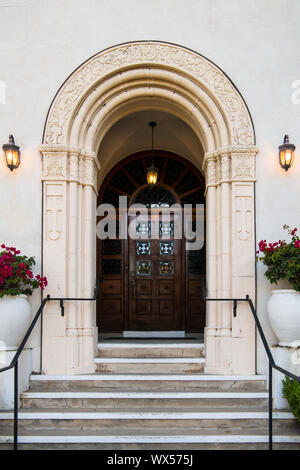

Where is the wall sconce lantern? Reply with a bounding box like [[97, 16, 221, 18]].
[[146, 121, 158, 185], [2, 135, 20, 171], [279, 135, 295, 171]]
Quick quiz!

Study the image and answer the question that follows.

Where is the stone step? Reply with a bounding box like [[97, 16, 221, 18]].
[[97, 341, 205, 358], [20, 390, 269, 409], [0, 408, 297, 431], [94, 357, 206, 373], [1, 428, 300, 450], [29, 374, 267, 391]]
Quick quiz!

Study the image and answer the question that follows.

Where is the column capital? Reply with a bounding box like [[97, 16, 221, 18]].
[[203, 146, 258, 187], [40, 145, 100, 192]]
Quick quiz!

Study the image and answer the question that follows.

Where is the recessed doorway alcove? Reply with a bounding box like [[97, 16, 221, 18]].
[[40, 41, 258, 375]]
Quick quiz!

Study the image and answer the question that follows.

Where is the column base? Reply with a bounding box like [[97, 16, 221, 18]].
[[65, 364, 97, 375], [42, 333, 97, 375], [204, 366, 233, 375], [205, 328, 255, 375]]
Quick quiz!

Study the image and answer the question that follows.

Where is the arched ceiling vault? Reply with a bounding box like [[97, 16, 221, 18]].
[[97, 110, 205, 187]]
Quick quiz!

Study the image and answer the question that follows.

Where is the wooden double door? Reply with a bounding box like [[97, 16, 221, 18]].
[[128, 214, 182, 330], [98, 210, 206, 333], [97, 151, 206, 333]]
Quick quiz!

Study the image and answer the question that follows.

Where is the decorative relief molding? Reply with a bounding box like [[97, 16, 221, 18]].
[[68, 153, 79, 180], [43, 42, 255, 147], [235, 195, 252, 242], [203, 147, 257, 188], [43, 153, 68, 178], [220, 154, 231, 182], [45, 184, 64, 241], [79, 155, 85, 181], [205, 158, 217, 187], [40, 147, 99, 191], [40, 144, 69, 153], [203, 145, 258, 161], [215, 158, 221, 185], [231, 154, 256, 181], [80, 328, 95, 336], [83, 158, 98, 189], [228, 145, 258, 154]]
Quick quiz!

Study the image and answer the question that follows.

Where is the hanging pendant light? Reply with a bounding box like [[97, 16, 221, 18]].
[[147, 121, 158, 185]]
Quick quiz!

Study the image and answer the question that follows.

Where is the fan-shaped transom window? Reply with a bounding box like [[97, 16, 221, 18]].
[[98, 150, 205, 208]]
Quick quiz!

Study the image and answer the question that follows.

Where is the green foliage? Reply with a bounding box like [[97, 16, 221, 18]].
[[257, 225, 300, 292], [282, 375, 300, 422]]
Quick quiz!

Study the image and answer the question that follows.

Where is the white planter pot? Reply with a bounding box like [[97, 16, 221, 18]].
[[0, 295, 32, 348], [267, 289, 300, 345]]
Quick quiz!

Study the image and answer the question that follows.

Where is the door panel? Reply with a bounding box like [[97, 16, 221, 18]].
[[97, 219, 125, 332], [136, 279, 152, 295], [185, 241, 206, 332], [159, 279, 174, 295], [102, 279, 122, 295]]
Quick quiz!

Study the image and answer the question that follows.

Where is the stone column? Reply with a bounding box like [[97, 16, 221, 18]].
[[80, 154, 98, 370], [203, 146, 258, 375], [40, 146, 68, 374], [203, 155, 218, 372], [230, 148, 257, 374], [40, 145, 99, 375]]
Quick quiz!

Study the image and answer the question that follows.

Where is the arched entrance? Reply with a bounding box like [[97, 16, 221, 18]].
[[40, 41, 258, 375], [97, 151, 206, 334]]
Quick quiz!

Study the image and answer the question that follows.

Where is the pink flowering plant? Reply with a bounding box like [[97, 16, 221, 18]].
[[257, 225, 300, 292], [0, 244, 47, 298]]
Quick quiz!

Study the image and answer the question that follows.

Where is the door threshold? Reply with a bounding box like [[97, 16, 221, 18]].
[[123, 331, 185, 338]]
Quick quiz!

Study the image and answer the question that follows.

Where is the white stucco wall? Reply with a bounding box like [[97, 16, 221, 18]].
[[0, 0, 300, 376]]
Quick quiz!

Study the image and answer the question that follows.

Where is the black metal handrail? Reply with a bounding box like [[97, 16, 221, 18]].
[[202, 285, 300, 451], [2, 277, 299, 450], [0, 277, 102, 450]]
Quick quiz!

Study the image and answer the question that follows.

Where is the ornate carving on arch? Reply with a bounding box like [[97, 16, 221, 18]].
[[43, 42, 255, 147]]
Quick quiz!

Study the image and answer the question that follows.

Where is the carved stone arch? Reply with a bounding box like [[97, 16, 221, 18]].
[[40, 41, 258, 376], [42, 41, 255, 150]]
